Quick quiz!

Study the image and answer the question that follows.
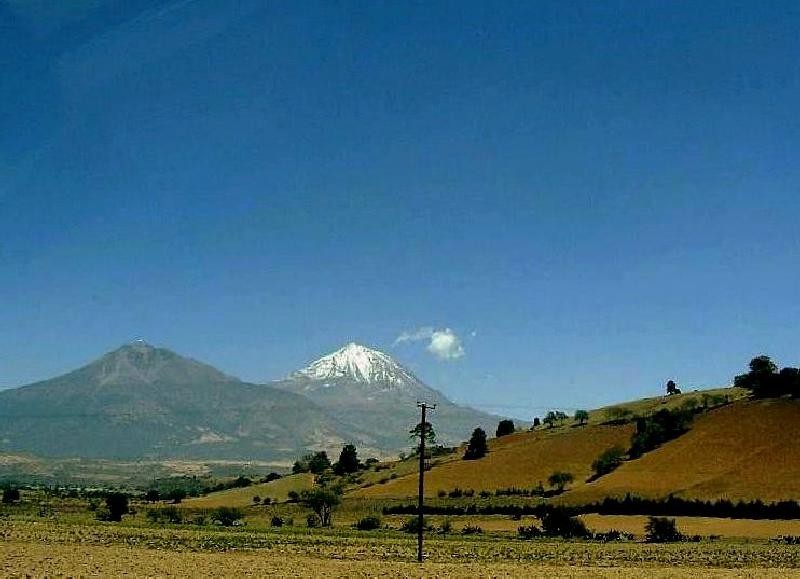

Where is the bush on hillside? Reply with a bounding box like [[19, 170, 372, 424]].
[[1, 487, 20, 504], [354, 515, 382, 530], [211, 507, 244, 527], [496, 419, 515, 437], [735, 355, 800, 398], [539, 507, 589, 539], [629, 408, 693, 459], [645, 516, 683, 543], [591, 445, 626, 478], [547, 471, 574, 492]]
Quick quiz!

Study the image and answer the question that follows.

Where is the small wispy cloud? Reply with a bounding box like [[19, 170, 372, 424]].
[[394, 327, 465, 361]]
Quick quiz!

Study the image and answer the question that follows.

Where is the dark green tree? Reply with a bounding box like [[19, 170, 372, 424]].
[[144, 489, 160, 502], [463, 428, 488, 460], [574, 409, 589, 425], [308, 451, 332, 474], [547, 471, 574, 492], [665, 380, 681, 395], [532, 417, 541, 428], [645, 516, 683, 543], [2, 487, 20, 504], [495, 419, 515, 437], [333, 444, 360, 475], [105, 492, 129, 522]]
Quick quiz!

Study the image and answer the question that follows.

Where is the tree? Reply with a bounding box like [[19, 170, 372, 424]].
[[539, 507, 589, 538], [735, 355, 800, 398], [308, 451, 332, 474], [144, 489, 161, 503], [105, 492, 129, 522], [547, 471, 574, 492], [300, 487, 341, 527], [333, 444, 360, 475], [1, 487, 20, 504], [591, 445, 625, 477], [495, 419, 515, 437], [532, 417, 541, 428], [543, 411, 558, 429], [574, 410, 589, 425], [463, 428, 488, 460], [665, 380, 681, 396], [645, 516, 683, 543], [166, 488, 187, 504], [409, 421, 436, 454]]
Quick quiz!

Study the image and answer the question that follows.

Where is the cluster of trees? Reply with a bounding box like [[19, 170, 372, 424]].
[[590, 445, 626, 478], [735, 355, 800, 398], [584, 494, 800, 520], [292, 445, 369, 477], [629, 407, 693, 459]]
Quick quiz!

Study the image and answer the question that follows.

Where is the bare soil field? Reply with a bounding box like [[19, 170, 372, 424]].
[[4, 541, 799, 578], [3, 519, 800, 577]]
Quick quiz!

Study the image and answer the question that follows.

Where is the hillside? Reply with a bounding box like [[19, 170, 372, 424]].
[[181, 473, 315, 508], [561, 398, 800, 504], [349, 389, 800, 505], [352, 422, 635, 499]]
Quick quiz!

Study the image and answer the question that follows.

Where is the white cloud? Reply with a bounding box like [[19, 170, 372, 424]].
[[394, 327, 465, 361]]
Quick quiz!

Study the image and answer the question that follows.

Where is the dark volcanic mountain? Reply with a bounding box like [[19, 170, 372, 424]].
[[0, 342, 361, 460], [274, 343, 498, 448]]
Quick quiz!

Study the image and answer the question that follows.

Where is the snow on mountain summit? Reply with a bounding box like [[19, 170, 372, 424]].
[[292, 342, 421, 388]]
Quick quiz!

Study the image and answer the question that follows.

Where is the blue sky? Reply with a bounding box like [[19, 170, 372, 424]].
[[1, 0, 798, 418]]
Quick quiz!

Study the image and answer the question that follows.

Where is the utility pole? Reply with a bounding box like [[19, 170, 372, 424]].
[[416, 401, 435, 563]]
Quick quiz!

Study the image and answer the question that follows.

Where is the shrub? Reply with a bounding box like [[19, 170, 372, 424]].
[[211, 507, 244, 527], [461, 524, 483, 535], [354, 515, 382, 531], [540, 507, 589, 539], [645, 516, 683, 543], [252, 496, 261, 504], [479, 490, 491, 499], [518, 525, 542, 539], [161, 506, 183, 524], [439, 519, 452, 534], [629, 408, 692, 458], [270, 515, 284, 527], [287, 490, 300, 502], [144, 489, 160, 503], [547, 471, 574, 492], [437, 490, 447, 498], [591, 446, 626, 478], [263, 472, 282, 483], [166, 488, 187, 504], [306, 513, 319, 528], [448, 488, 464, 499], [401, 517, 432, 534]]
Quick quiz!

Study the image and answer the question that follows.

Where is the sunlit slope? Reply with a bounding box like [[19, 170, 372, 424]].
[[351, 423, 634, 499], [181, 473, 314, 508], [562, 398, 800, 504]]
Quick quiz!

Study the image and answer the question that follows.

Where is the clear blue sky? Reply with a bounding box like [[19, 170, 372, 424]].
[[1, 0, 798, 418]]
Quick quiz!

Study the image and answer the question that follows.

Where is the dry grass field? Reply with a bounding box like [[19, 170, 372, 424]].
[[563, 399, 800, 504], [181, 473, 314, 508]]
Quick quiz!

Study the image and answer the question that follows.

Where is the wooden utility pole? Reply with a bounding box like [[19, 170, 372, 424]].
[[416, 401, 435, 563]]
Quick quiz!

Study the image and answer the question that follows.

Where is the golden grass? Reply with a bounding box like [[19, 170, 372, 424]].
[[181, 473, 314, 507], [351, 423, 634, 499], [562, 399, 800, 504]]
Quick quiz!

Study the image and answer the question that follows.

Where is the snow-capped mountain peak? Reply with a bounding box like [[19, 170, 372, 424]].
[[292, 342, 420, 388]]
